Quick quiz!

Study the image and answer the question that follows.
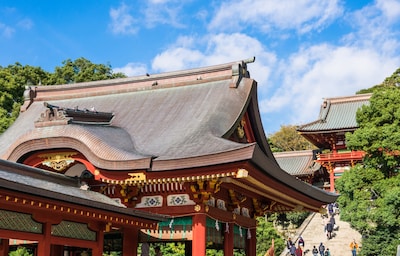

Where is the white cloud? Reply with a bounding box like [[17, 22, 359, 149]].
[[152, 47, 205, 71], [260, 44, 398, 127], [108, 1, 187, 34], [109, 3, 138, 35], [112, 0, 400, 133], [142, 1, 185, 28], [151, 33, 276, 87], [346, 0, 400, 50], [113, 63, 148, 77], [0, 23, 15, 38], [258, 0, 400, 131], [376, 0, 400, 23], [208, 0, 343, 34]]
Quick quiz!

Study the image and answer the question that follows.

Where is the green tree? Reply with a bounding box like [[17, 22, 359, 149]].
[[339, 69, 400, 256], [346, 86, 400, 178], [269, 125, 315, 152], [0, 58, 127, 134], [256, 216, 285, 256], [336, 166, 400, 255], [159, 243, 185, 256], [48, 57, 126, 85], [8, 246, 33, 256], [0, 63, 50, 133]]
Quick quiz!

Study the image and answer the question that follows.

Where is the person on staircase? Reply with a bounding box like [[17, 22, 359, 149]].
[[286, 237, 293, 250], [318, 242, 325, 256], [312, 245, 319, 256], [295, 246, 303, 256], [290, 244, 296, 256], [326, 221, 333, 239], [298, 236, 305, 248], [350, 239, 359, 256]]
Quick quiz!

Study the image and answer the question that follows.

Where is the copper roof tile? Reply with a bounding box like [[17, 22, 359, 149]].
[[297, 94, 371, 132], [274, 150, 321, 176]]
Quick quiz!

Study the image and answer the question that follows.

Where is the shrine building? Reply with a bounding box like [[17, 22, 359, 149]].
[[297, 94, 371, 192], [0, 58, 338, 256], [0, 159, 167, 255], [274, 150, 329, 191]]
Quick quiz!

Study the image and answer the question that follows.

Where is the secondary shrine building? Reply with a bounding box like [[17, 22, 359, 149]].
[[0, 58, 338, 256], [297, 94, 371, 192]]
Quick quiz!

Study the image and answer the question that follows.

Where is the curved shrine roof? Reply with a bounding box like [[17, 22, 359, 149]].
[[274, 150, 321, 176], [1, 60, 262, 170], [297, 94, 371, 133], [0, 58, 338, 206]]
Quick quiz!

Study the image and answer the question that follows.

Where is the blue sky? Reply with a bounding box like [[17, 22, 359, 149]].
[[1, 0, 400, 134]]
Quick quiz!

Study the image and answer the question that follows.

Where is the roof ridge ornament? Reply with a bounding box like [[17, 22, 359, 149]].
[[319, 99, 331, 122], [35, 102, 72, 127], [230, 57, 255, 88], [35, 102, 115, 127]]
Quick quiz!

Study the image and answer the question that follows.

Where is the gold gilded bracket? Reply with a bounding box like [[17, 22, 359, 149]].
[[39, 152, 78, 172], [126, 172, 146, 182]]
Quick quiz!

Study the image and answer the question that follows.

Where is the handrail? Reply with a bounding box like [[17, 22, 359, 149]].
[[317, 151, 365, 162]]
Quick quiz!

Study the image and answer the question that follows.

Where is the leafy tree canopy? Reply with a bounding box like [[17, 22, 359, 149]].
[[0, 63, 50, 133], [268, 125, 316, 152], [8, 246, 33, 256], [336, 165, 400, 255], [0, 58, 126, 134], [339, 67, 400, 255], [346, 86, 400, 177], [256, 216, 285, 256], [48, 58, 126, 85]]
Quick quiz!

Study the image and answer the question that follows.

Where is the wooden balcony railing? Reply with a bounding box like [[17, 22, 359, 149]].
[[316, 151, 365, 163]]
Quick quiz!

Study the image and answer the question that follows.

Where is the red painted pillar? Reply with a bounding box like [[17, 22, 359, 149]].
[[245, 228, 256, 256], [0, 239, 9, 256], [192, 214, 206, 256], [91, 229, 104, 256], [223, 223, 233, 256], [329, 168, 335, 192], [123, 228, 139, 256], [37, 222, 51, 255]]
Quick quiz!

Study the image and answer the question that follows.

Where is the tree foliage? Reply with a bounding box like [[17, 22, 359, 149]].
[[268, 125, 316, 152], [339, 68, 400, 256], [0, 63, 49, 132], [48, 58, 126, 85], [8, 246, 33, 256], [256, 216, 285, 256], [336, 166, 400, 255], [346, 86, 400, 177], [0, 58, 126, 134]]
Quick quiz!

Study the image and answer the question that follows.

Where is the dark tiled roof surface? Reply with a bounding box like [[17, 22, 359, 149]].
[[274, 150, 320, 176], [298, 94, 371, 132], [0, 159, 166, 221], [0, 64, 255, 169], [0, 159, 120, 207]]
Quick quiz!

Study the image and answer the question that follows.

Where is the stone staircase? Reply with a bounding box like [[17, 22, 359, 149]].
[[280, 212, 362, 256]]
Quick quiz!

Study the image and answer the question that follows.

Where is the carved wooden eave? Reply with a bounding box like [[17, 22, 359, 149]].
[[0, 190, 159, 230], [0, 160, 168, 230], [97, 162, 330, 215]]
